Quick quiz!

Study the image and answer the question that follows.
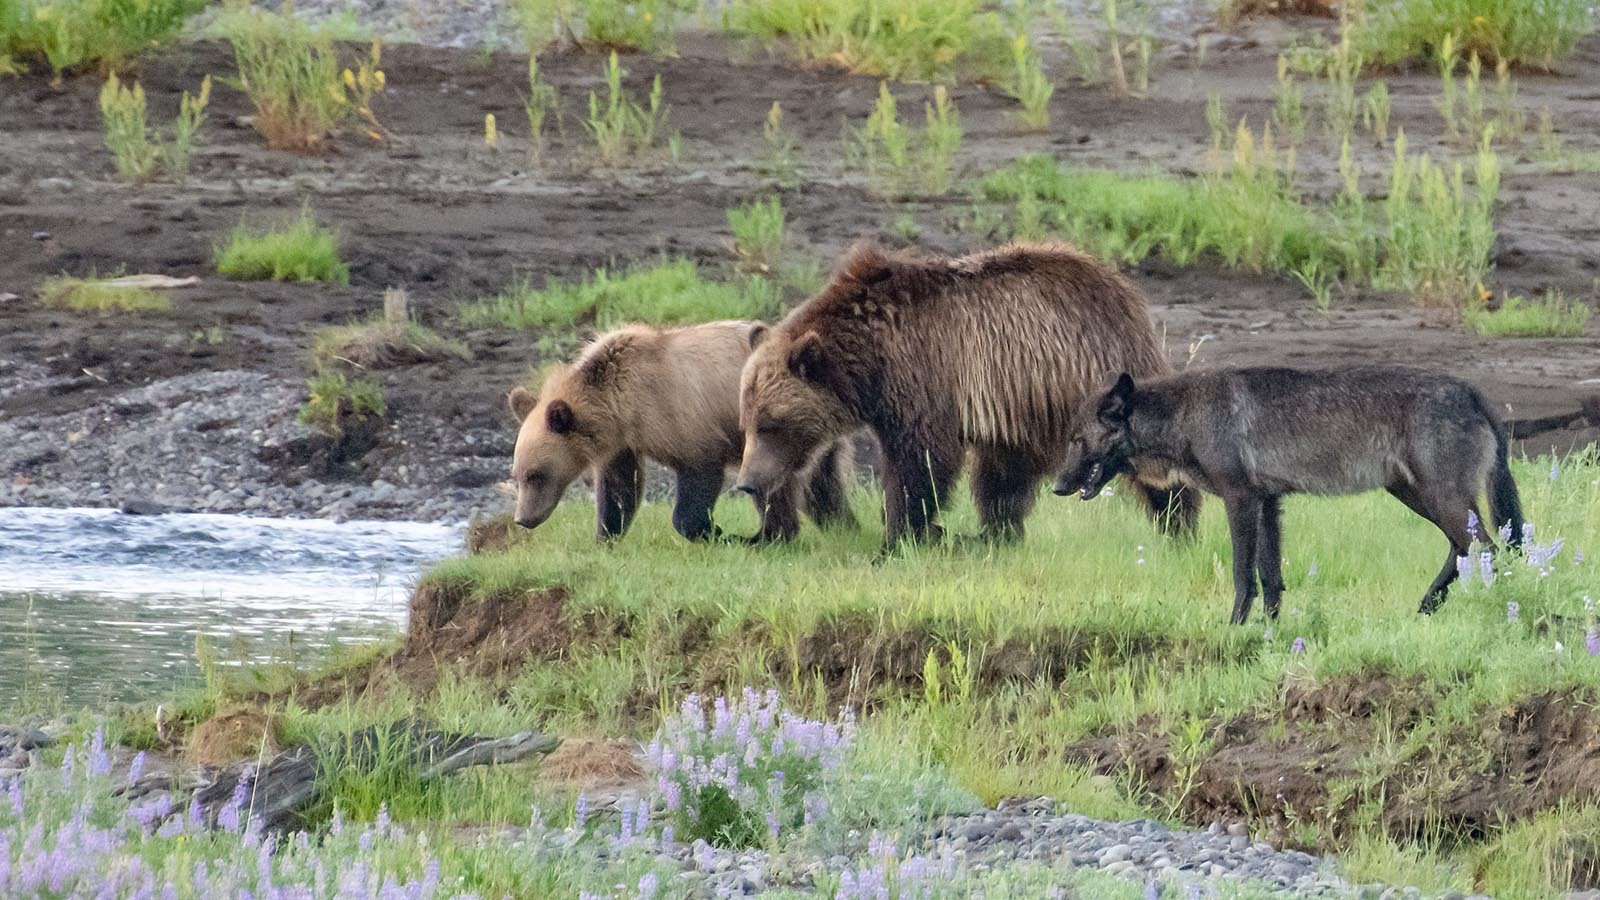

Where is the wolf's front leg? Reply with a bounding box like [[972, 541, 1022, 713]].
[[1223, 494, 1263, 624]]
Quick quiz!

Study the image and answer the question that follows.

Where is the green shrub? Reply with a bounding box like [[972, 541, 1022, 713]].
[[1003, 32, 1052, 131], [725, 0, 1008, 81], [98, 72, 210, 183], [1463, 291, 1591, 337], [518, 0, 691, 53], [458, 260, 780, 330], [215, 3, 386, 152], [727, 195, 785, 273], [0, 0, 205, 76], [1352, 0, 1594, 70], [37, 274, 170, 314], [299, 370, 384, 437], [215, 211, 349, 283], [853, 82, 961, 199], [583, 52, 669, 167], [1376, 129, 1499, 306], [312, 320, 470, 370]]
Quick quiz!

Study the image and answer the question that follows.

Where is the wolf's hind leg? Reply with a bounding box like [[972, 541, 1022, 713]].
[[1388, 482, 1479, 614]]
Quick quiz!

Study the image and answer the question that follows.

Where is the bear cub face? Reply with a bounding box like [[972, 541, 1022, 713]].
[[507, 378, 609, 530], [734, 324, 854, 500]]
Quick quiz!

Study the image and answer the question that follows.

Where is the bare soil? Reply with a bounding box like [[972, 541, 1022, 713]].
[[3, 27, 1599, 518]]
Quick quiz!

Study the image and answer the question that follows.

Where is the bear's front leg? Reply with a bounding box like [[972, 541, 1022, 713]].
[[595, 449, 643, 542], [748, 479, 802, 543], [671, 464, 725, 542]]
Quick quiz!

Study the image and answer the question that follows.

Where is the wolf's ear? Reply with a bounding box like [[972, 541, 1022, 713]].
[[748, 323, 770, 351], [508, 386, 537, 421], [1097, 373, 1135, 422], [788, 331, 826, 382]]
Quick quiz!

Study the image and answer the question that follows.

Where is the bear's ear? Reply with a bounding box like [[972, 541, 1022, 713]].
[[787, 331, 826, 383], [507, 386, 537, 421], [748, 323, 770, 351], [546, 399, 576, 435], [1096, 373, 1136, 423]]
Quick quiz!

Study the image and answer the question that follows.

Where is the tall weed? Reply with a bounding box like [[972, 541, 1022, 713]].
[[725, 0, 1008, 81], [0, 0, 204, 76], [98, 72, 210, 183], [584, 52, 669, 166], [853, 82, 961, 199]]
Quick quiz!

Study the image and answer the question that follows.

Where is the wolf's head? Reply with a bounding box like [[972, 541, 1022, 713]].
[[1054, 372, 1136, 500]]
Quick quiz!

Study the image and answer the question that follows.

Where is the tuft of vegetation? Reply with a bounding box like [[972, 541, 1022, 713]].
[[1350, 0, 1594, 71], [726, 195, 785, 274], [458, 259, 781, 330], [523, 56, 558, 166], [583, 52, 669, 167], [1375, 129, 1499, 306], [215, 211, 350, 284], [298, 370, 385, 437], [215, 3, 386, 152], [758, 100, 800, 188], [1271, 55, 1305, 146], [313, 292, 471, 371], [36, 274, 171, 314], [98, 72, 210, 184], [852, 82, 961, 199], [518, 0, 690, 54], [1464, 291, 1592, 337], [0, 0, 204, 76], [1003, 32, 1053, 131], [724, 0, 1009, 81]]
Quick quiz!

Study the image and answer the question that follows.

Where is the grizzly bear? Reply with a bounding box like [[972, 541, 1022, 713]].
[[733, 242, 1198, 547], [507, 320, 853, 543]]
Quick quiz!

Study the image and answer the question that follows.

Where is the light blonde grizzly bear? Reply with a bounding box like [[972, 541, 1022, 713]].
[[734, 242, 1198, 549], [507, 320, 853, 543]]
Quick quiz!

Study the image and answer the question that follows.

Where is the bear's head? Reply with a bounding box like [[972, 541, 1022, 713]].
[[506, 363, 620, 530], [734, 324, 854, 500]]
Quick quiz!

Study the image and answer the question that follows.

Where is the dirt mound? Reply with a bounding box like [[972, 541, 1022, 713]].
[[187, 704, 281, 766], [294, 582, 574, 706], [466, 514, 521, 555], [538, 738, 645, 790], [1068, 676, 1600, 862]]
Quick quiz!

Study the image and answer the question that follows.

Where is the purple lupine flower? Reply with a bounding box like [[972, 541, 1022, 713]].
[[573, 794, 589, 829], [638, 871, 659, 899], [7, 777, 22, 816], [1587, 630, 1599, 657], [1480, 552, 1496, 588], [1291, 637, 1306, 655], [1523, 522, 1536, 546], [88, 729, 110, 778], [765, 810, 780, 840], [1499, 521, 1514, 543], [127, 751, 147, 786], [1146, 878, 1162, 900], [1456, 555, 1471, 586], [1507, 601, 1520, 624], [1467, 510, 1481, 539]]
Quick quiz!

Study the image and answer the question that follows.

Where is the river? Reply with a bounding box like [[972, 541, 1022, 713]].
[[0, 507, 463, 709]]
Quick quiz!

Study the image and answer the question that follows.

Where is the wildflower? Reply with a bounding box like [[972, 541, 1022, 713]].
[[1480, 552, 1496, 588], [638, 871, 659, 898], [1467, 509, 1481, 538], [1146, 878, 1162, 900], [127, 751, 146, 786], [1499, 521, 1514, 543], [1551, 457, 1560, 481], [1587, 629, 1599, 657], [574, 793, 589, 829], [1456, 555, 1471, 585], [1523, 522, 1536, 545], [1507, 601, 1519, 624], [1291, 637, 1306, 655]]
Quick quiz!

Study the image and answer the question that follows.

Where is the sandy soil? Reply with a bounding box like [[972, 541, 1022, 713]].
[[2, 27, 1598, 519]]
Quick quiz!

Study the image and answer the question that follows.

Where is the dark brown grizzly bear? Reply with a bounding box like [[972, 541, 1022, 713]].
[[507, 320, 853, 543], [733, 241, 1198, 547]]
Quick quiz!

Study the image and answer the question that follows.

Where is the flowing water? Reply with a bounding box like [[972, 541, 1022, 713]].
[[0, 507, 463, 709]]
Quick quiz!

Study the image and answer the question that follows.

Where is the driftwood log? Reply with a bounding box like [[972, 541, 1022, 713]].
[[119, 724, 559, 832]]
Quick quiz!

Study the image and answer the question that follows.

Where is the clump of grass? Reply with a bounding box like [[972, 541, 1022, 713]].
[[313, 290, 471, 370], [758, 100, 800, 188], [215, 211, 350, 283], [1351, 0, 1594, 71], [0, 0, 204, 76], [1004, 32, 1053, 131], [724, 0, 1009, 81], [583, 52, 669, 167], [1322, 37, 1362, 146], [1377, 129, 1499, 306], [727, 195, 785, 274], [853, 82, 961, 199], [299, 370, 384, 437], [1271, 55, 1306, 146], [1363, 81, 1391, 145], [98, 72, 210, 184], [215, 3, 386, 152], [1463, 291, 1591, 337], [37, 274, 171, 314], [523, 56, 557, 166], [458, 259, 780, 330], [518, 0, 688, 53]]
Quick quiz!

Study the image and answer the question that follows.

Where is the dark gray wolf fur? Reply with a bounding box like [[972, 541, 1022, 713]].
[[1053, 366, 1525, 624]]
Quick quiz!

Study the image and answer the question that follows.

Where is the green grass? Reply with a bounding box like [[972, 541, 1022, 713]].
[[214, 211, 350, 283], [727, 194, 785, 273], [311, 319, 470, 370], [457, 259, 780, 330], [0, 0, 204, 75], [298, 369, 384, 437], [724, 0, 1009, 81], [213, 2, 385, 152], [1463, 291, 1592, 337], [517, 0, 691, 53], [36, 274, 171, 314], [1351, 0, 1594, 70], [583, 51, 669, 167], [398, 451, 1600, 897]]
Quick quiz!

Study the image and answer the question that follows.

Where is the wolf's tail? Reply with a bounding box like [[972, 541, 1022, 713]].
[[1475, 391, 1526, 549]]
